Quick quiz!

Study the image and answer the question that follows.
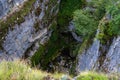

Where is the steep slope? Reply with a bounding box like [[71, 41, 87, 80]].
[[0, 0, 60, 61], [76, 0, 120, 73]]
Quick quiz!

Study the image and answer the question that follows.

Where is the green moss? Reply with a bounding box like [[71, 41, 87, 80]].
[[78, 39, 89, 54], [31, 21, 55, 65], [77, 35, 94, 55], [95, 16, 113, 44], [95, 17, 106, 41], [31, 44, 45, 66], [40, 28, 67, 66], [49, 21, 57, 30], [42, 30, 66, 65]]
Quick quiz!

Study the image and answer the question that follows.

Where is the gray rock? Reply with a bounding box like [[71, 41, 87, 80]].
[[77, 39, 100, 72], [0, 0, 60, 61], [102, 37, 120, 72], [0, 1, 3, 16], [0, 0, 26, 19]]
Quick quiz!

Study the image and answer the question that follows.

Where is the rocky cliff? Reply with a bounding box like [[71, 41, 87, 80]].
[[0, 0, 60, 61], [76, 0, 120, 73], [0, 0, 120, 77]]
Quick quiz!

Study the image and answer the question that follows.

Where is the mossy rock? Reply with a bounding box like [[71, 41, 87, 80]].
[[31, 44, 46, 66], [0, 0, 36, 29], [0, 0, 36, 48], [31, 20, 66, 67]]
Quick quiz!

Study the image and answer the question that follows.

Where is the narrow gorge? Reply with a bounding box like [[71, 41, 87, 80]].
[[0, 0, 120, 80]]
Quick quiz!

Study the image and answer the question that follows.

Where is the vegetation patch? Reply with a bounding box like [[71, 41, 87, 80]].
[[73, 10, 98, 37], [57, 0, 84, 27], [76, 71, 120, 80], [0, 61, 118, 80], [0, 60, 68, 80], [107, 3, 120, 36], [0, 0, 36, 29], [77, 72, 108, 80], [31, 20, 68, 67]]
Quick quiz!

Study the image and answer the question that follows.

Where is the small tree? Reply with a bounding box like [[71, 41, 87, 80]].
[[73, 10, 97, 37], [107, 3, 120, 36]]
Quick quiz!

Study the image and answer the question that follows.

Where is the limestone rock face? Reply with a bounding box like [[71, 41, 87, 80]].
[[76, 35, 120, 73], [77, 39, 100, 72], [102, 37, 120, 73], [77, 36, 120, 73], [76, 12, 120, 73], [0, 0, 60, 61], [0, 1, 3, 16], [0, 0, 26, 18]]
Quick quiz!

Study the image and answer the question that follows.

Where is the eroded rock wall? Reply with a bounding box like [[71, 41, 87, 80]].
[[102, 37, 120, 73], [0, 0, 27, 18], [0, 0, 60, 61]]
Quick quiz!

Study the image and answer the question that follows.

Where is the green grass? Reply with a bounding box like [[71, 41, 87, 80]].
[[0, 60, 68, 80], [77, 71, 119, 80], [77, 72, 108, 80], [0, 60, 119, 80]]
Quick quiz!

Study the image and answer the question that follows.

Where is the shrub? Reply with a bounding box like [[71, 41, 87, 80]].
[[107, 3, 120, 36], [57, 0, 84, 27], [73, 10, 97, 37], [87, 0, 110, 20]]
